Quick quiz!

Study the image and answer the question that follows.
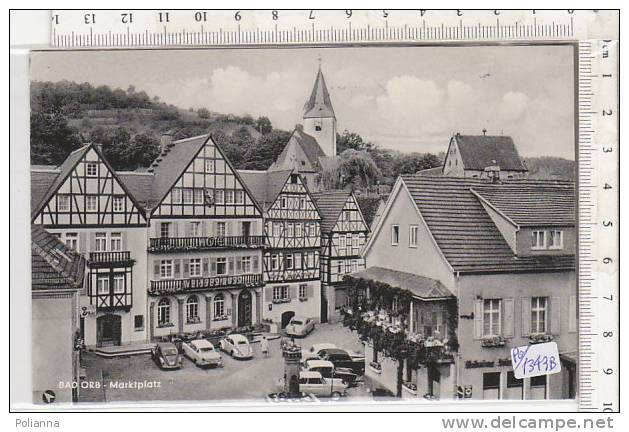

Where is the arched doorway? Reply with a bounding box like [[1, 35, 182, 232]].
[[281, 311, 295, 329], [96, 314, 121, 347], [237, 290, 252, 327]]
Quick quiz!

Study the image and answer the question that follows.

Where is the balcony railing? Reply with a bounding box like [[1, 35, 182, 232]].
[[88, 251, 134, 267], [149, 273, 263, 295], [148, 235, 265, 252]]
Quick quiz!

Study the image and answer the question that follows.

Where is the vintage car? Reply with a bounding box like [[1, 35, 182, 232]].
[[318, 348, 366, 375], [300, 343, 338, 364], [182, 339, 223, 368], [295, 371, 348, 399], [151, 342, 183, 370], [285, 316, 315, 337], [220, 334, 253, 359], [302, 359, 359, 386]]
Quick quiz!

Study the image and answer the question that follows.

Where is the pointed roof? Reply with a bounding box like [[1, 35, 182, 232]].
[[303, 68, 335, 119], [30, 145, 91, 219], [31, 224, 86, 292], [311, 190, 352, 232], [269, 127, 328, 173], [237, 169, 293, 211]]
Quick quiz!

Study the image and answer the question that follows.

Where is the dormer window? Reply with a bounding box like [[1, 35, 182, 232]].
[[531, 230, 546, 250], [548, 230, 564, 250]]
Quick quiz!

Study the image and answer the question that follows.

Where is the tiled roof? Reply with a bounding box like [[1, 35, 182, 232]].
[[117, 171, 155, 208], [401, 175, 575, 273], [303, 68, 335, 119], [471, 182, 575, 227], [237, 169, 293, 211], [31, 145, 91, 219], [312, 190, 351, 232], [31, 168, 60, 213], [31, 224, 85, 291], [453, 134, 528, 172], [147, 135, 208, 208], [350, 266, 454, 299], [269, 127, 327, 173]]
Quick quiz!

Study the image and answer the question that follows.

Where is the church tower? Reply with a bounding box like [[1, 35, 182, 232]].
[[302, 67, 337, 157]]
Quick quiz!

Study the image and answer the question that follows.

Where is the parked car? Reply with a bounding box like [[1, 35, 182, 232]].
[[300, 343, 337, 364], [285, 316, 315, 337], [182, 339, 223, 368], [302, 359, 359, 386], [318, 348, 366, 375], [151, 342, 183, 370], [296, 371, 348, 399], [220, 334, 253, 359]]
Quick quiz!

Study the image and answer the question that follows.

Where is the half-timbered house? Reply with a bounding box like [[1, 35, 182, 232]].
[[31, 144, 148, 348], [238, 170, 322, 328], [122, 134, 265, 339], [312, 190, 369, 323]]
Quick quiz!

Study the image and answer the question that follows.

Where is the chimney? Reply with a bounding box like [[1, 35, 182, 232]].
[[160, 131, 173, 154]]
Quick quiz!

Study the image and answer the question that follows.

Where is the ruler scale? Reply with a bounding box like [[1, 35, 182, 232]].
[[47, 9, 620, 412]]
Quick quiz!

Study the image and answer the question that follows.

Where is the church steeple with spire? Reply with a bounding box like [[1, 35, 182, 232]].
[[302, 65, 337, 157]]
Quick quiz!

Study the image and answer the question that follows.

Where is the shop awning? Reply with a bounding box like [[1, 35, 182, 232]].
[[348, 266, 454, 300]]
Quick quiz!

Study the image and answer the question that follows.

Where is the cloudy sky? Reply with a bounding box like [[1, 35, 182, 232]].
[[31, 45, 576, 159]]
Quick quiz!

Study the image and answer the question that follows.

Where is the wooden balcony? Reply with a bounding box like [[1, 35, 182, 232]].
[[90, 292, 132, 311], [88, 251, 134, 268], [148, 236, 265, 253], [149, 273, 263, 295]]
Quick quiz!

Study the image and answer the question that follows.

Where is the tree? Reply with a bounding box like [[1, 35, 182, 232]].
[[337, 130, 374, 153], [255, 116, 273, 135], [339, 149, 381, 190], [242, 129, 291, 170], [30, 111, 82, 165], [197, 108, 211, 119], [392, 152, 442, 176]]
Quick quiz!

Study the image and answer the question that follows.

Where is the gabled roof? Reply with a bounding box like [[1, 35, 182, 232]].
[[269, 127, 327, 173], [237, 169, 293, 211], [400, 176, 575, 273], [311, 190, 352, 232], [147, 134, 209, 208], [31, 224, 85, 292], [451, 134, 528, 172], [349, 266, 454, 299], [471, 182, 575, 227], [30, 145, 91, 219], [303, 68, 335, 119]]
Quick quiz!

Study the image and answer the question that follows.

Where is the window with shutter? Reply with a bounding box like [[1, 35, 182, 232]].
[[183, 259, 190, 278], [153, 261, 161, 280], [173, 260, 181, 278], [550, 296, 561, 335], [473, 299, 483, 339], [521, 297, 531, 337], [202, 258, 209, 276], [503, 298, 514, 337]]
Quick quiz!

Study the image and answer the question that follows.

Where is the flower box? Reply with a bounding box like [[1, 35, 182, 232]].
[[157, 322, 174, 329], [529, 333, 553, 344], [186, 317, 202, 325], [272, 298, 291, 304], [298, 296, 308, 302], [212, 315, 228, 321], [481, 335, 506, 348], [368, 361, 382, 374]]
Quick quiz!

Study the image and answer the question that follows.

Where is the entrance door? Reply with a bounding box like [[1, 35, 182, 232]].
[[238, 290, 252, 327], [281, 311, 295, 329], [96, 314, 121, 347]]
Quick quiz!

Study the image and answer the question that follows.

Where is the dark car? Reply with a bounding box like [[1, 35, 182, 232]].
[[302, 359, 359, 386], [152, 342, 183, 370], [318, 348, 365, 375]]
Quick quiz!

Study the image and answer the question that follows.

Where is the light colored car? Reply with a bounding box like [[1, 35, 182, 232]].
[[285, 316, 315, 337], [182, 339, 223, 368], [302, 359, 359, 386], [296, 371, 348, 398], [301, 343, 337, 364], [220, 334, 253, 359]]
